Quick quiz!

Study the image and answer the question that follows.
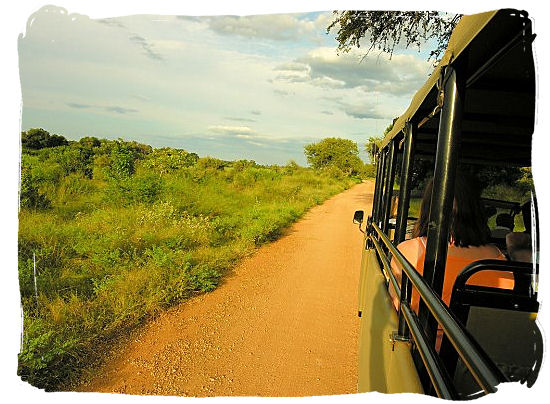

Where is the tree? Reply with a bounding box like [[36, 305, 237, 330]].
[[21, 128, 69, 149], [366, 136, 382, 165], [327, 11, 461, 63], [79, 136, 101, 148], [366, 123, 394, 165], [304, 137, 363, 176]]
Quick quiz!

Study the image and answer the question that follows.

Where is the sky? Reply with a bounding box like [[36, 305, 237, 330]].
[[18, 6, 436, 165]]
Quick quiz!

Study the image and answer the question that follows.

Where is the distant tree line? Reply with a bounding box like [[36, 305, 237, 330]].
[[20, 128, 374, 212], [21, 128, 69, 149]]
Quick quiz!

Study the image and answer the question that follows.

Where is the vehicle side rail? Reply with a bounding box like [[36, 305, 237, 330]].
[[441, 260, 542, 387], [453, 259, 537, 300], [369, 223, 506, 397], [370, 233, 458, 398]]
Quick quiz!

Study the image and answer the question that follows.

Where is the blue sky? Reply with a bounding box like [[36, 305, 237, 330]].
[[20, 6, 437, 165]]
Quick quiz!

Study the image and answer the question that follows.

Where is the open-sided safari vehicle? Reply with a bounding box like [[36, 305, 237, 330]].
[[353, 9, 542, 399]]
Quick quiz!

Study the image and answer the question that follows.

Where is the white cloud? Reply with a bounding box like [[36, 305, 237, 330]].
[[289, 47, 432, 95], [273, 89, 295, 96], [309, 76, 346, 89], [208, 125, 257, 137], [247, 140, 267, 147], [128, 34, 164, 61], [274, 62, 310, 72], [207, 13, 317, 41], [224, 116, 257, 123], [273, 58, 345, 89], [150, 39, 188, 51], [340, 102, 393, 120]]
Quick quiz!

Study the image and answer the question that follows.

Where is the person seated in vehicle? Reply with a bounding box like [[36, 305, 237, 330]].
[[506, 231, 532, 262], [389, 173, 514, 314], [491, 213, 514, 239], [505, 201, 533, 263], [506, 233, 533, 262]]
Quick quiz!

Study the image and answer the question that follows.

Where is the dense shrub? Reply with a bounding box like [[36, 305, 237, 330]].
[[231, 159, 257, 172], [108, 141, 137, 179], [105, 174, 163, 205], [142, 148, 199, 174], [283, 160, 300, 175], [20, 167, 50, 209], [361, 163, 376, 178]]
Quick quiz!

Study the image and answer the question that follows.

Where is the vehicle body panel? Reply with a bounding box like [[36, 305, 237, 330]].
[[357, 249, 423, 394]]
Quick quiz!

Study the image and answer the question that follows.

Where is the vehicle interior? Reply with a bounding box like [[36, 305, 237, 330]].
[[353, 9, 541, 399]]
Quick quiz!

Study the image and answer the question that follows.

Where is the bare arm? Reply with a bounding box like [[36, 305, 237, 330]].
[[388, 239, 417, 311], [389, 256, 403, 311]]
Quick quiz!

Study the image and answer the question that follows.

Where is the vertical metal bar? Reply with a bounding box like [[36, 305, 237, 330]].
[[394, 124, 416, 244], [374, 149, 387, 225], [371, 151, 384, 223], [396, 123, 416, 337], [382, 141, 398, 234], [378, 149, 389, 225], [418, 65, 465, 344]]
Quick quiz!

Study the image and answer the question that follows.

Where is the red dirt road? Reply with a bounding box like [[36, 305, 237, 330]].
[[79, 181, 374, 397]]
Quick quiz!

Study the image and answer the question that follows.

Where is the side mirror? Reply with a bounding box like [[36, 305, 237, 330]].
[[353, 210, 365, 233]]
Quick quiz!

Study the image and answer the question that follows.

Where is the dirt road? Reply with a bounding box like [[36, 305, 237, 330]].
[[79, 181, 374, 396]]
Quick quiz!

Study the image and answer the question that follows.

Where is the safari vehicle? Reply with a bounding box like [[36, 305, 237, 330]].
[[352, 9, 542, 399]]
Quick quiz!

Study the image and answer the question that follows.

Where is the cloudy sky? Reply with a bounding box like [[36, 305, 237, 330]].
[[19, 6, 436, 165]]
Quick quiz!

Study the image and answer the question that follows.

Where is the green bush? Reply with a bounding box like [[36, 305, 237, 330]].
[[361, 163, 377, 178], [20, 168, 50, 210], [142, 148, 199, 174], [108, 141, 137, 179], [130, 174, 163, 203], [322, 165, 345, 180], [105, 174, 163, 205]]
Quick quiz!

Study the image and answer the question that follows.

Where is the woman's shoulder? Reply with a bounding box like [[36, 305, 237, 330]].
[[397, 238, 421, 249], [449, 243, 504, 259], [397, 237, 423, 257]]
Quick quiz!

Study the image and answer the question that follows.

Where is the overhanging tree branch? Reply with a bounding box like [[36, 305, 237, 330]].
[[327, 11, 462, 64]]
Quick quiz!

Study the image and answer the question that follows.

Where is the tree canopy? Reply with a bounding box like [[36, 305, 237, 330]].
[[327, 11, 461, 63], [366, 123, 394, 164], [21, 128, 69, 150], [304, 137, 363, 175]]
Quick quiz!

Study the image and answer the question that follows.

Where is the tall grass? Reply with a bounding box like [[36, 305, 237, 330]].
[[18, 144, 359, 390]]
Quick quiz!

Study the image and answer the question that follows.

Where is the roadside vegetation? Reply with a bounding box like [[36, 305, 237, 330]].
[[18, 129, 372, 390]]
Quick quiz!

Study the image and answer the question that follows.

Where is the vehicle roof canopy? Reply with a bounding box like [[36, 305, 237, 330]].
[[380, 9, 535, 166]]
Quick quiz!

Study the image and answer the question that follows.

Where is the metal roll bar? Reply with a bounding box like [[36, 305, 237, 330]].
[[370, 223, 506, 395], [369, 233, 458, 399]]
